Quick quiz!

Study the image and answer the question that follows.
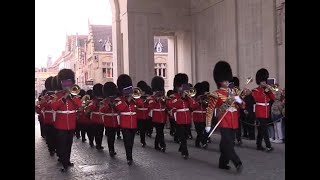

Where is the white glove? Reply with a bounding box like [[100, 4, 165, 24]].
[[234, 96, 243, 104], [205, 127, 211, 133]]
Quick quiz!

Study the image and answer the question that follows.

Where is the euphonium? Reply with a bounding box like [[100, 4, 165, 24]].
[[132, 87, 142, 99]]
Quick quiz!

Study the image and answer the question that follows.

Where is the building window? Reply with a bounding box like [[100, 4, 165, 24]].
[[154, 63, 166, 78], [102, 68, 106, 78], [156, 43, 162, 52], [106, 62, 113, 78]]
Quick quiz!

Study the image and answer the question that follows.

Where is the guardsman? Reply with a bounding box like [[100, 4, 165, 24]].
[[252, 68, 275, 152], [205, 61, 244, 172], [51, 69, 82, 172], [114, 74, 144, 165]]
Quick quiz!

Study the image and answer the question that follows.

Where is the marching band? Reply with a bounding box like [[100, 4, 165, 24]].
[[35, 62, 284, 173]]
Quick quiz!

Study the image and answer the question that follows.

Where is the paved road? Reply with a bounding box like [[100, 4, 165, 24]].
[[35, 115, 285, 180]]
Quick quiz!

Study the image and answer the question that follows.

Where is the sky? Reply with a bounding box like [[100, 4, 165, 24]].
[[35, 0, 112, 68]]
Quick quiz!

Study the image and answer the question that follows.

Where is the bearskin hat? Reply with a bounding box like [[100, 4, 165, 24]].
[[145, 86, 153, 96], [57, 69, 75, 83], [213, 61, 233, 88], [137, 81, 148, 91], [103, 82, 118, 97], [166, 90, 174, 97], [45, 76, 53, 91], [41, 89, 48, 96], [255, 68, 269, 85], [51, 76, 60, 91], [173, 73, 188, 89], [194, 83, 204, 96], [201, 81, 210, 92], [151, 76, 165, 92], [188, 83, 193, 87], [232, 77, 240, 87], [117, 74, 132, 93], [79, 89, 86, 98], [93, 83, 103, 98], [86, 89, 93, 99]]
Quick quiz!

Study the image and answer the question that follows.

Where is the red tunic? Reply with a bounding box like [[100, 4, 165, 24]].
[[207, 88, 245, 129], [51, 91, 82, 130], [148, 96, 167, 123], [87, 98, 104, 125], [114, 96, 144, 129], [166, 93, 198, 125], [100, 98, 119, 128], [192, 100, 207, 123], [136, 98, 149, 120], [252, 87, 275, 118]]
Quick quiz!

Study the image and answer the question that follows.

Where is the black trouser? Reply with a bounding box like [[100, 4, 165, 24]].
[[56, 129, 74, 168], [219, 128, 242, 167], [40, 121, 46, 138], [78, 124, 87, 140], [87, 124, 95, 145], [154, 122, 166, 148], [75, 124, 81, 138], [146, 117, 153, 136], [235, 118, 242, 142], [138, 119, 148, 144], [243, 115, 255, 139], [116, 126, 121, 137], [122, 128, 136, 160], [194, 122, 206, 146], [44, 124, 56, 153], [105, 127, 116, 152], [256, 118, 272, 148], [176, 124, 189, 156], [93, 124, 104, 148], [169, 118, 176, 135], [187, 124, 192, 137]]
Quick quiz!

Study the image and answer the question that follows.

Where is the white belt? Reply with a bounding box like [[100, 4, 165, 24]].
[[137, 108, 148, 111], [153, 108, 166, 112], [56, 110, 76, 114], [45, 110, 54, 113], [176, 108, 189, 112], [256, 103, 269, 106], [120, 112, 136, 116], [103, 113, 118, 116], [227, 107, 237, 112], [92, 112, 102, 115], [193, 111, 206, 114]]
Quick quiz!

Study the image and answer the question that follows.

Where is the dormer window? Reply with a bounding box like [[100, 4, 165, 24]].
[[104, 37, 112, 52], [156, 43, 162, 52], [155, 38, 163, 53]]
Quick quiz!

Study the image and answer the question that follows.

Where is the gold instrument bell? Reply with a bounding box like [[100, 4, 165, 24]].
[[81, 95, 91, 105], [184, 87, 197, 97], [132, 87, 142, 99], [69, 84, 81, 96]]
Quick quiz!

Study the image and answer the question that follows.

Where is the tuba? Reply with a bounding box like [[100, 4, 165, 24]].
[[69, 84, 81, 96], [132, 87, 142, 99]]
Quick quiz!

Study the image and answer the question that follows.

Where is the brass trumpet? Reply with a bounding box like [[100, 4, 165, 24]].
[[132, 87, 142, 99], [264, 84, 279, 92], [69, 84, 81, 96], [184, 87, 197, 97], [81, 95, 91, 105]]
